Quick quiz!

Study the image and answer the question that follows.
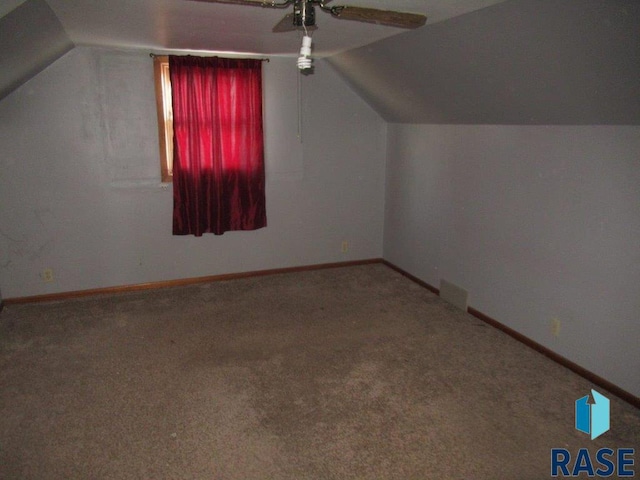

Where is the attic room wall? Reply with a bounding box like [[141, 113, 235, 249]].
[[375, 1, 640, 397], [0, 47, 386, 299], [384, 124, 640, 398], [324, 0, 640, 397]]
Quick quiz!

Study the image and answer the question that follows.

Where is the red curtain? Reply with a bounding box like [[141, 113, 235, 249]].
[[169, 56, 267, 236]]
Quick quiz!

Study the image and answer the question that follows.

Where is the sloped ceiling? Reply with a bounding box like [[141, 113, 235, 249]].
[[43, 0, 507, 56], [328, 0, 640, 125], [2, 0, 638, 125], [0, 0, 508, 101], [0, 0, 73, 101]]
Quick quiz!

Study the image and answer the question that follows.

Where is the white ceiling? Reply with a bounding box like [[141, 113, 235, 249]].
[[26, 0, 508, 57]]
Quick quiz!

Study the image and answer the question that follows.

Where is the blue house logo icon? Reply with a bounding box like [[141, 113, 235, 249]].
[[575, 389, 610, 440]]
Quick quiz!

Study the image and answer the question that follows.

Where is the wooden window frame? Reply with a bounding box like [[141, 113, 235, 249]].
[[153, 55, 173, 183]]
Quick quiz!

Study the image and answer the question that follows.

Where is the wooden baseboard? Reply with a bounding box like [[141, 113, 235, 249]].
[[3, 259, 384, 305], [383, 261, 640, 410], [381, 260, 440, 295]]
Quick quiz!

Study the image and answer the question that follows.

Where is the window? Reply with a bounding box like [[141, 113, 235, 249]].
[[153, 55, 173, 182], [154, 55, 267, 236]]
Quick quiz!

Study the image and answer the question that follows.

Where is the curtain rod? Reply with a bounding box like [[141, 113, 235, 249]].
[[149, 53, 269, 62]]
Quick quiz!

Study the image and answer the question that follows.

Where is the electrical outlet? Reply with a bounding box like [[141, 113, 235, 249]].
[[42, 268, 54, 283], [551, 318, 561, 337], [341, 241, 349, 253]]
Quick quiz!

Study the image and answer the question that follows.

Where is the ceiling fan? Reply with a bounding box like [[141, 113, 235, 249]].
[[188, 1, 427, 71], [189, 0, 427, 30]]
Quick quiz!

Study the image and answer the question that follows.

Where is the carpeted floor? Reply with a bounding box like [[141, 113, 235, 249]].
[[0, 264, 638, 479]]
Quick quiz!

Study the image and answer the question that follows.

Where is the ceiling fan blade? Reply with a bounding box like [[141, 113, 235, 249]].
[[272, 13, 318, 33], [329, 6, 426, 29], [187, 0, 282, 7]]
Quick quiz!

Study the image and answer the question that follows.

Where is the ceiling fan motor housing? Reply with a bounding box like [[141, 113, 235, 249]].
[[293, 1, 316, 27]]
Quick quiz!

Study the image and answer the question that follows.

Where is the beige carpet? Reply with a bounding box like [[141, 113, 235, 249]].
[[1, 264, 638, 479]]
